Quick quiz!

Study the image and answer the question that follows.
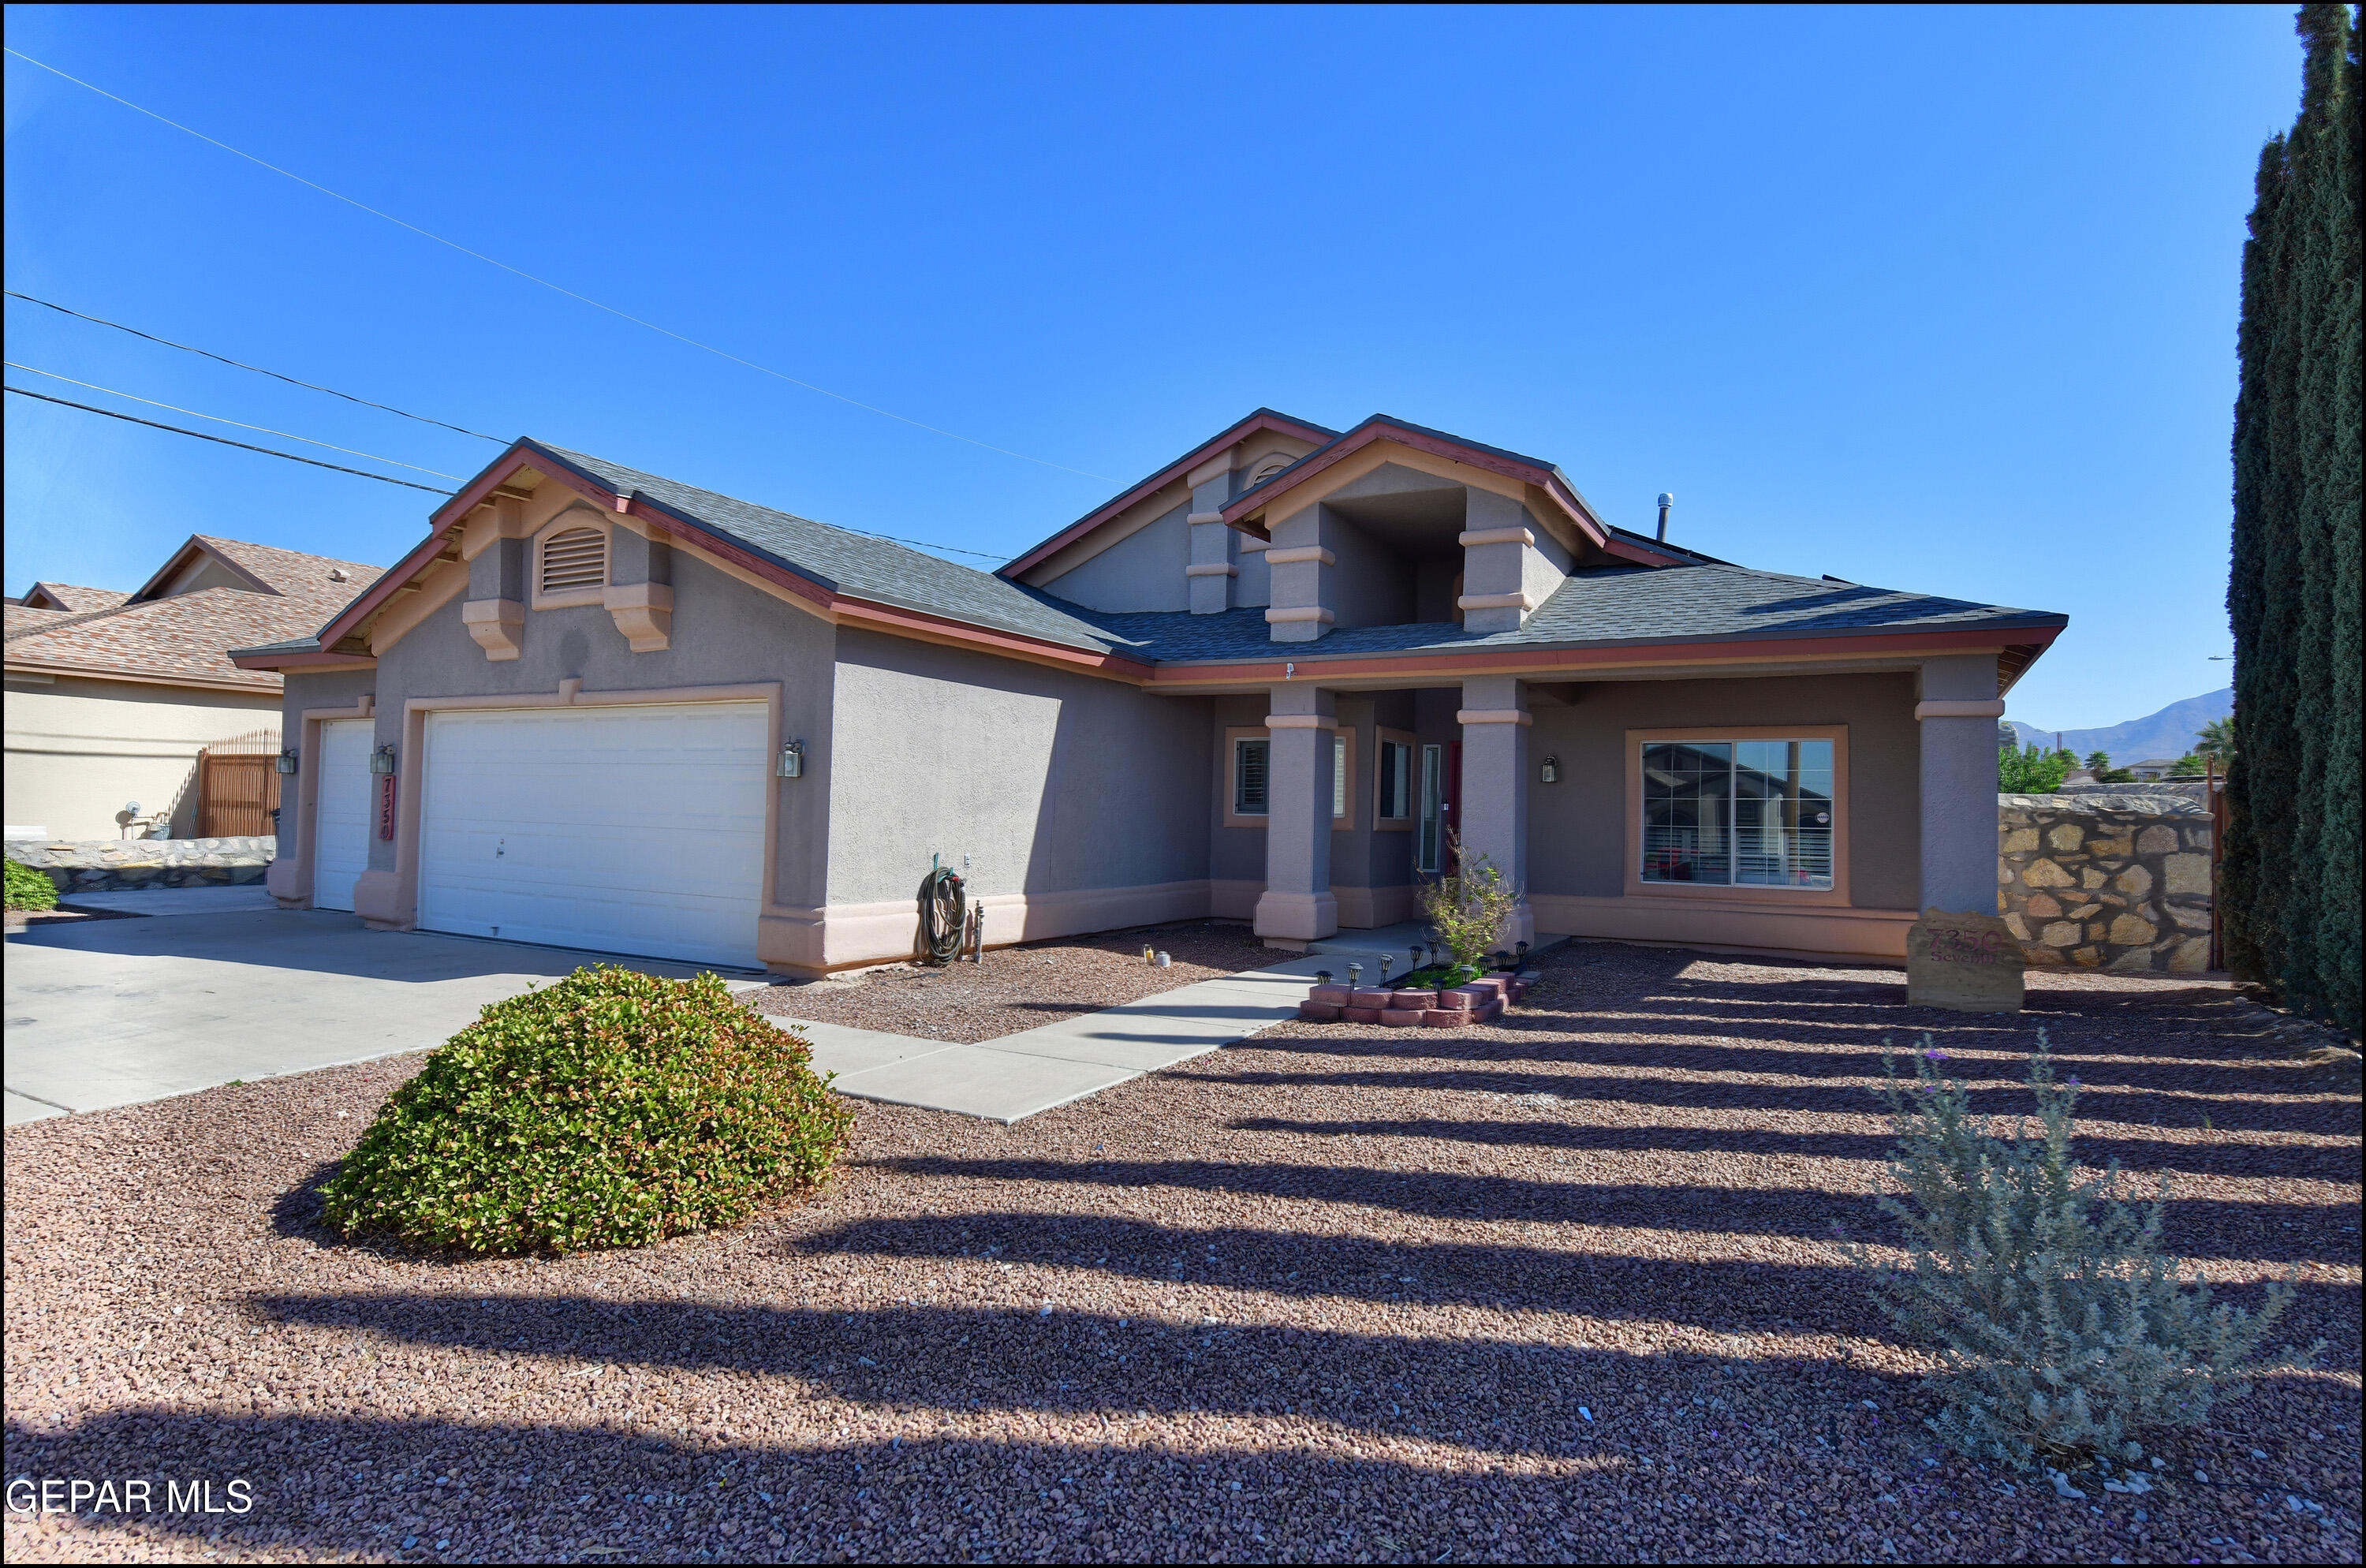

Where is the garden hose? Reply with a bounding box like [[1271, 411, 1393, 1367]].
[[916, 864, 967, 966]]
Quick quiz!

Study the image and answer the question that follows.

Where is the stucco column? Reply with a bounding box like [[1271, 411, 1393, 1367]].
[[1186, 464, 1237, 616], [1916, 652, 2004, 915], [1254, 682, 1338, 943], [1263, 503, 1334, 643], [1457, 674, 1535, 948]]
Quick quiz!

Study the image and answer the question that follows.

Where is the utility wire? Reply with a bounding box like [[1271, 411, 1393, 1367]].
[[7, 386, 454, 493], [6, 362, 463, 478], [6, 289, 502, 442], [6, 47, 1116, 484]]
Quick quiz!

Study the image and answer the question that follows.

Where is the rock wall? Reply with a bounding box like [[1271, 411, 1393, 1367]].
[[1996, 794, 2211, 972], [5, 836, 275, 893]]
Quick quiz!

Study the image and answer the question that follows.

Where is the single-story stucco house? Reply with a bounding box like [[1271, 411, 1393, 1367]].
[[230, 410, 2065, 974], [7, 536, 383, 838]]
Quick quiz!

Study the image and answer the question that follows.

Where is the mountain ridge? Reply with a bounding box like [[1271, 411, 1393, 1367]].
[[2006, 689, 2231, 763]]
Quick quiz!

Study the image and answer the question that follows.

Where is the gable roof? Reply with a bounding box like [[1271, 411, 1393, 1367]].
[[1217, 413, 1689, 566], [997, 409, 1338, 579], [20, 582, 130, 614], [8, 536, 386, 691], [241, 434, 2064, 689]]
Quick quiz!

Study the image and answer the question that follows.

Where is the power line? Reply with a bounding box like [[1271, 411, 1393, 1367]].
[[6, 289, 502, 442], [7, 362, 462, 478], [7, 386, 454, 493], [5, 47, 1116, 485]]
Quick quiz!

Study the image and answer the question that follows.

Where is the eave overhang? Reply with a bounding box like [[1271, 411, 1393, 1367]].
[[234, 439, 1158, 683], [1218, 416, 1690, 568], [997, 409, 1338, 580]]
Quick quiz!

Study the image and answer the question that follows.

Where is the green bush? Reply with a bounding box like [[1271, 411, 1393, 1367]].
[[1419, 832, 1524, 970], [321, 965, 855, 1255], [6, 858, 58, 911], [1838, 1036, 2320, 1469], [1998, 743, 2076, 793]]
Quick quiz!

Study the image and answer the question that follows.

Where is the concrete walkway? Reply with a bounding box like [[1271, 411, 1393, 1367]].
[[749, 935, 1476, 1123], [4, 907, 729, 1126]]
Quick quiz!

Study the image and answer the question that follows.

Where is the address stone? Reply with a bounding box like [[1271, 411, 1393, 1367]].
[[1908, 908, 2026, 1014]]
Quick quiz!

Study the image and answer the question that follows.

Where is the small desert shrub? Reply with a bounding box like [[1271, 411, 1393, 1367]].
[[6, 858, 59, 911], [322, 965, 854, 1255], [1419, 832, 1523, 971], [1839, 1035, 2320, 1469]]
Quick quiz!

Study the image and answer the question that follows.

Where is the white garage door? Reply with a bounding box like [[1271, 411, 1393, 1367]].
[[313, 719, 375, 912], [417, 703, 768, 968]]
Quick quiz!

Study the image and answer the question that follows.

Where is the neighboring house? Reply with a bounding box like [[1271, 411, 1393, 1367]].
[[6, 536, 383, 838], [233, 411, 2066, 973], [2125, 758, 2180, 781]]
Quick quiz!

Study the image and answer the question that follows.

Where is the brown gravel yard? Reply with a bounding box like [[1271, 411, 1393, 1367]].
[[5, 941, 2358, 1563], [744, 921, 1280, 1043]]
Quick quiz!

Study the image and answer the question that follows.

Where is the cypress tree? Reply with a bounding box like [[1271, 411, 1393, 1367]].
[[2226, 5, 2360, 1036]]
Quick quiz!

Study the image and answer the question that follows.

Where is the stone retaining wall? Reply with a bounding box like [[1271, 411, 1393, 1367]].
[[1996, 794, 2211, 973], [4, 836, 275, 893]]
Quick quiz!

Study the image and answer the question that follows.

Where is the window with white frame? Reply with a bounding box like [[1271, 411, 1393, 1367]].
[[1233, 736, 1269, 816], [1642, 738, 1834, 888], [1333, 733, 1347, 819], [539, 526, 608, 595]]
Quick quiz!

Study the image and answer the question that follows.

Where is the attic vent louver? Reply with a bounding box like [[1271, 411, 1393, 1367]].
[[539, 527, 607, 594]]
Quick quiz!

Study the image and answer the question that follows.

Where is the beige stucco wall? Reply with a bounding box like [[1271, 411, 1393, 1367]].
[[4, 673, 282, 838]]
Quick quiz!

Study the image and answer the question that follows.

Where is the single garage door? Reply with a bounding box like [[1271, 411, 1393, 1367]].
[[417, 703, 768, 968], [313, 719, 375, 912]]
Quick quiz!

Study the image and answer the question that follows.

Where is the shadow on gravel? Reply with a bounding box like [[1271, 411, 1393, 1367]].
[[247, 1289, 1917, 1443], [1223, 1115, 2362, 1182], [0, 1402, 1980, 1564]]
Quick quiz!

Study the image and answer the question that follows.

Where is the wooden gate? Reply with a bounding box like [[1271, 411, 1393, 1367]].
[[198, 730, 282, 837]]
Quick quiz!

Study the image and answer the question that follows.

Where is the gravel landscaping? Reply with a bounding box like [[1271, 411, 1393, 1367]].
[[744, 921, 1278, 1043], [5, 941, 2357, 1562]]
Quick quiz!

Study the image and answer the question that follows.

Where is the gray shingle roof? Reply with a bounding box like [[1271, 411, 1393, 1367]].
[[233, 442, 2065, 670], [528, 443, 1133, 655], [1065, 565, 2062, 664]]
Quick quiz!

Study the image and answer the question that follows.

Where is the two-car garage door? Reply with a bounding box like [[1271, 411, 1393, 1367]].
[[416, 703, 769, 969]]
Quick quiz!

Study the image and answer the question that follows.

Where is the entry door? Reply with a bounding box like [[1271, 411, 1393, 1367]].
[[313, 719, 375, 912], [416, 703, 768, 968]]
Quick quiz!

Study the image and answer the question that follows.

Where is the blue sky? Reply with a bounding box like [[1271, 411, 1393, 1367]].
[[4, 5, 2302, 730]]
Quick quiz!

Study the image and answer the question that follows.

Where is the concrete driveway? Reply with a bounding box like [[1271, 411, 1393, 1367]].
[[4, 900, 737, 1125]]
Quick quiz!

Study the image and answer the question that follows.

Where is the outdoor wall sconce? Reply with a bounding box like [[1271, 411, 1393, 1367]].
[[274, 750, 300, 775], [775, 738, 806, 778], [1539, 754, 1560, 783], [369, 745, 398, 776]]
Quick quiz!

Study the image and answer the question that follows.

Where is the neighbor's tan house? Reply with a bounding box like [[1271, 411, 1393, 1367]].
[[6, 536, 382, 839], [232, 411, 2066, 975]]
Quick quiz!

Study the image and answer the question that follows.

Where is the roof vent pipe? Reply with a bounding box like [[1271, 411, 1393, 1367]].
[[1655, 493, 1674, 542]]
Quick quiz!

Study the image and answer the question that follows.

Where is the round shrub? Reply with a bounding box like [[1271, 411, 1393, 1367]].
[[321, 965, 855, 1254]]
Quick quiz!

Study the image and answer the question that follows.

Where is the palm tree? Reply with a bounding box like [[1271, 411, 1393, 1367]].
[[2194, 716, 2237, 761]]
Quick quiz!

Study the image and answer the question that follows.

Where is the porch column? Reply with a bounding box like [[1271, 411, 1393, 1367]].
[[1916, 652, 2004, 914], [1456, 674, 1536, 948], [1253, 682, 1338, 943]]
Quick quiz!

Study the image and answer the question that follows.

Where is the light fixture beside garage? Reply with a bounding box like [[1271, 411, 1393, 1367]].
[[370, 745, 398, 776], [1540, 754, 1560, 783], [775, 738, 806, 778], [274, 749, 299, 775]]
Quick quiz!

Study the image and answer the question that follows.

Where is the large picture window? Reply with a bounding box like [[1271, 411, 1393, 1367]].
[[1642, 738, 1834, 888]]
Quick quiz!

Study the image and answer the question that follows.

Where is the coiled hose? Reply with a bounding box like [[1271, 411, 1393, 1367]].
[[916, 865, 967, 966]]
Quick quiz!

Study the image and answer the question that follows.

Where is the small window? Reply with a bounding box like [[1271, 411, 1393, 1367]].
[[1642, 738, 1834, 888], [1417, 744, 1446, 872], [1378, 739, 1412, 819], [1233, 737, 1269, 816], [1333, 733, 1347, 818], [539, 526, 608, 595]]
